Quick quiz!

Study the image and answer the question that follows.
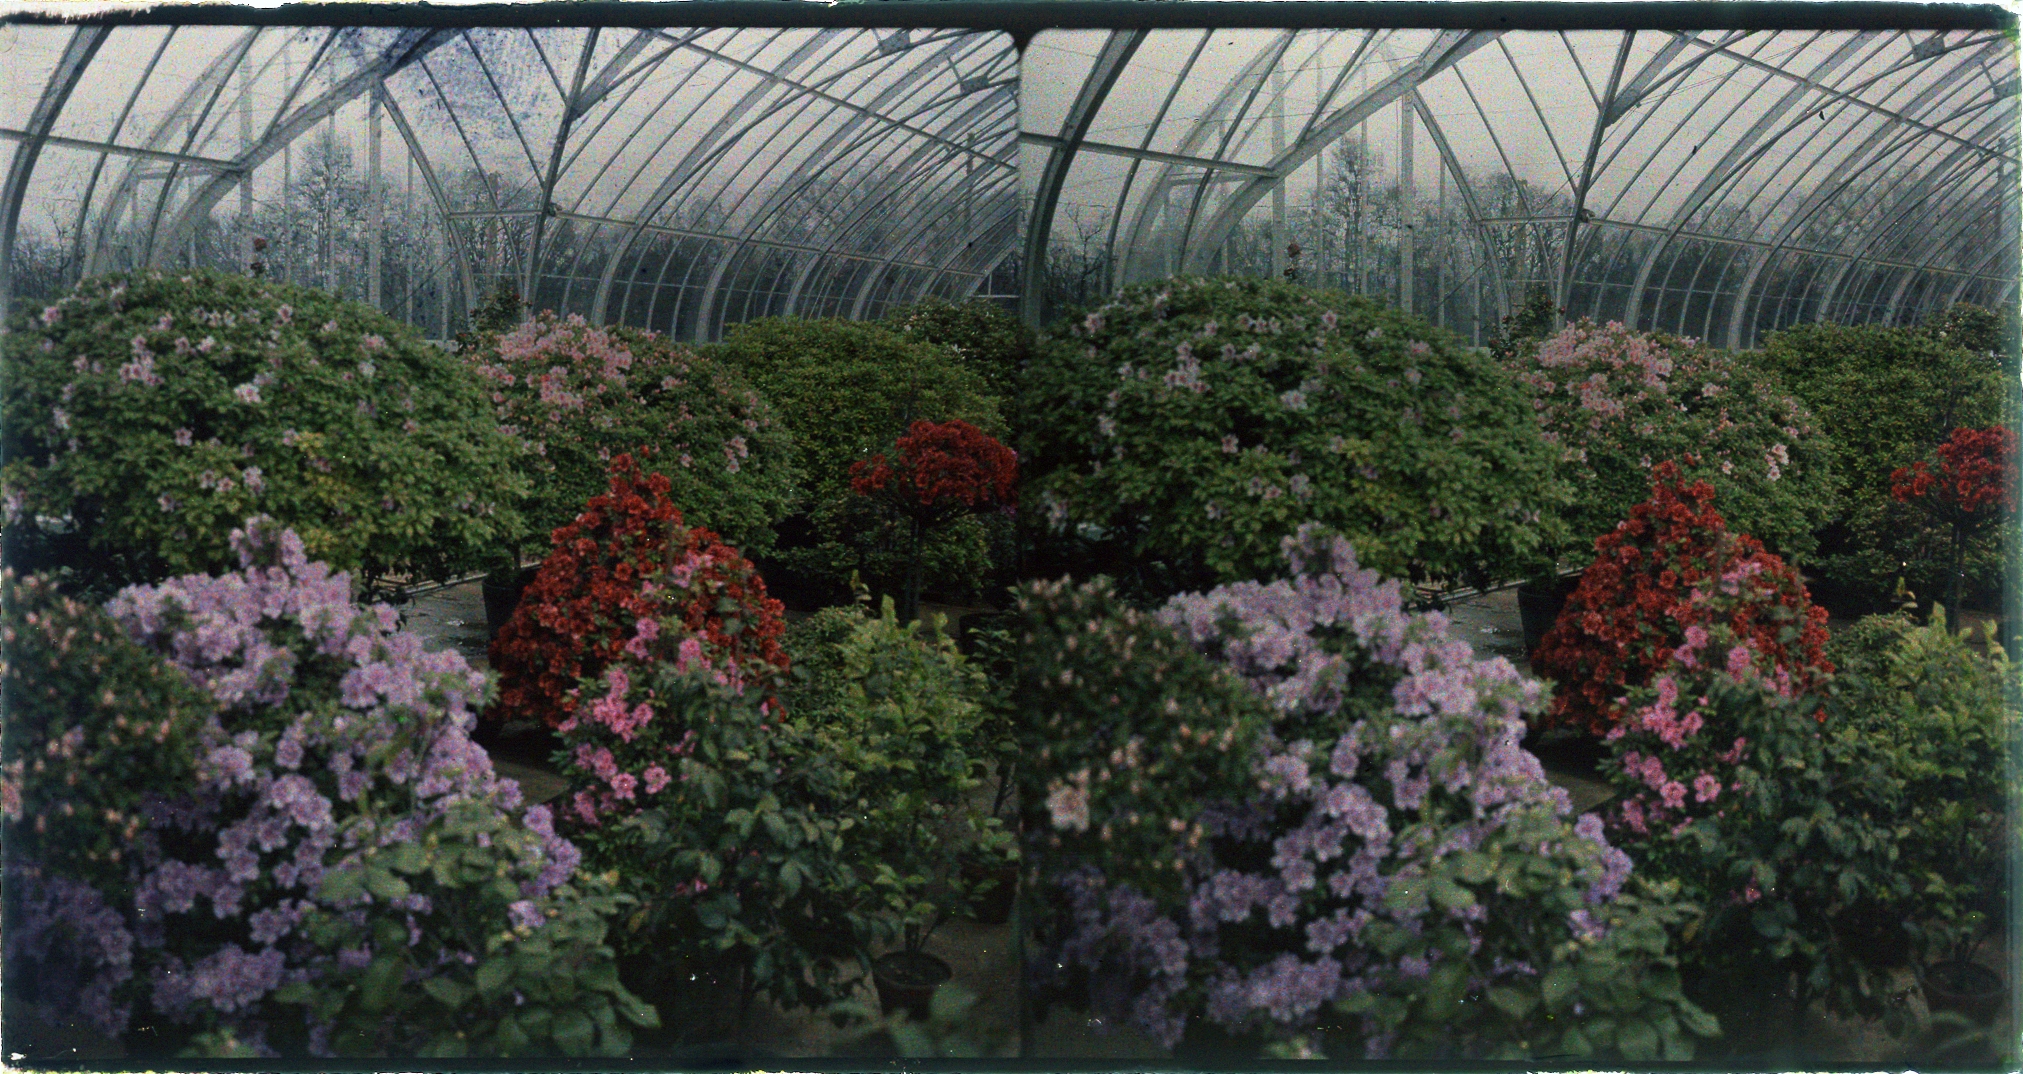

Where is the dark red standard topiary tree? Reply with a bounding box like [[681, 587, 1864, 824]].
[[849, 419, 1016, 621], [1890, 424, 2017, 620], [488, 454, 787, 732], [1532, 458, 1833, 736]]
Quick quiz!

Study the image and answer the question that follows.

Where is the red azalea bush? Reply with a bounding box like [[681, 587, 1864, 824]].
[[1891, 425, 2017, 519], [488, 454, 786, 731], [1890, 424, 2018, 619], [1532, 459, 1832, 735], [849, 419, 1016, 619], [848, 419, 1017, 522]]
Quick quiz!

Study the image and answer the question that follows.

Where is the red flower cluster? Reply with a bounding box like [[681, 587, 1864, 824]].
[[849, 419, 1017, 522], [1891, 425, 2018, 519], [1533, 459, 1832, 734], [488, 454, 787, 730]]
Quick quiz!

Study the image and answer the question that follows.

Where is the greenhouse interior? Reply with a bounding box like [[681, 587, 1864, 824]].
[[1, 5, 2019, 1065]]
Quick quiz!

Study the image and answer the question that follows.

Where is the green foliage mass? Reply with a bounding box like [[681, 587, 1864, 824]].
[[1020, 276, 1571, 599], [1825, 610, 2014, 968], [0, 572, 211, 895], [783, 595, 1010, 949], [1751, 320, 2010, 610], [883, 296, 1033, 399], [561, 651, 874, 1017], [705, 317, 1006, 603], [1, 270, 527, 596]]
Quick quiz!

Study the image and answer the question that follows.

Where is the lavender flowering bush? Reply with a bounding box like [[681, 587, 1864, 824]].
[[1, 270, 528, 597], [4, 519, 652, 1057], [1017, 527, 1715, 1061]]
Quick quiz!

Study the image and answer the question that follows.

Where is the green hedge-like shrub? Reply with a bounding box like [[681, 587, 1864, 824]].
[[466, 312, 794, 556], [706, 318, 1006, 604], [1826, 610, 2014, 966], [1, 271, 528, 596], [884, 297, 1033, 399], [1751, 320, 2008, 609], [1514, 320, 1837, 564], [783, 597, 1012, 948], [1021, 276, 1571, 598]]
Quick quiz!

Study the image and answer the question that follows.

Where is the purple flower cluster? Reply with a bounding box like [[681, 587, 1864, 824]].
[[1049, 526, 1638, 1056], [76, 517, 591, 1047], [4, 867, 136, 1035]]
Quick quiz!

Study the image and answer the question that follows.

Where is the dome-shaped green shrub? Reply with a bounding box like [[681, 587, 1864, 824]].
[[1021, 276, 1570, 598], [705, 317, 1006, 604], [466, 312, 795, 556], [883, 297, 1033, 399], [1, 271, 527, 595]]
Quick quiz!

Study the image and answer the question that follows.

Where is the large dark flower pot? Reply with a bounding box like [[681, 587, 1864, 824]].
[[1923, 960, 2006, 1021], [1517, 574, 1583, 659], [873, 950, 952, 1021], [482, 566, 540, 640]]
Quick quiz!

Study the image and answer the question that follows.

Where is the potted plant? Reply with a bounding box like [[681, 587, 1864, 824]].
[[782, 593, 1009, 1018], [1826, 609, 2015, 1024], [849, 419, 1018, 623], [1014, 528, 1719, 1060], [0, 270, 529, 599], [705, 317, 1005, 608], [1888, 425, 2017, 626], [1753, 315, 2009, 616]]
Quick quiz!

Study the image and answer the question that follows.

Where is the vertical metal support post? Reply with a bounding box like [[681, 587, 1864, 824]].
[[368, 90, 383, 310], [1356, 126, 1367, 295], [1315, 64, 1325, 284], [282, 41, 293, 285], [1398, 97, 1414, 315], [436, 215, 449, 339], [405, 151, 415, 326], [1473, 257, 1483, 345], [1436, 151, 1446, 327], [322, 78, 335, 294], [239, 65, 253, 273], [1271, 65, 1287, 281]]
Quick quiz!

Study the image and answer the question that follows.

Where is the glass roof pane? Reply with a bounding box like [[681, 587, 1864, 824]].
[[1023, 26, 2016, 346]]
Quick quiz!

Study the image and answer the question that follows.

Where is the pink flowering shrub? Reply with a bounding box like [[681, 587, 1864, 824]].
[[1017, 527, 1714, 1061], [549, 596, 881, 1015], [1597, 622, 1911, 1026], [1023, 277, 1569, 598], [3, 519, 653, 1057], [466, 313, 794, 555], [1511, 320, 1837, 563], [1, 270, 528, 596]]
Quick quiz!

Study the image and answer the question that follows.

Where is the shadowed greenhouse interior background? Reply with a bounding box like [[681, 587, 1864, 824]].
[[2, 22, 2015, 342]]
